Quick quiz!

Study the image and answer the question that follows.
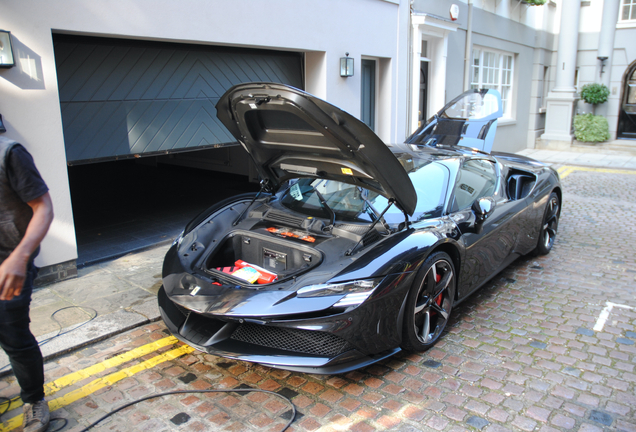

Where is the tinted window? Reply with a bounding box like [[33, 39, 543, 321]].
[[451, 160, 496, 212], [374, 159, 449, 222]]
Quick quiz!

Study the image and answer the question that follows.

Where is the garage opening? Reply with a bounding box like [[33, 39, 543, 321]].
[[68, 150, 259, 265], [54, 34, 304, 264]]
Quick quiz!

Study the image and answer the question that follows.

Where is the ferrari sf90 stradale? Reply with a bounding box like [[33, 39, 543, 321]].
[[158, 83, 561, 374]]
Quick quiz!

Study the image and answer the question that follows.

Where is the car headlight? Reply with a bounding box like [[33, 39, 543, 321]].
[[297, 277, 384, 306]]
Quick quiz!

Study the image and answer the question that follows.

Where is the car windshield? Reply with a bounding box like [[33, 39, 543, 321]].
[[280, 158, 449, 224]]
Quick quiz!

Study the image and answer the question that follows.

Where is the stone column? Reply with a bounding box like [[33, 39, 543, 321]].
[[410, 22, 423, 134], [595, 0, 620, 118], [540, 0, 582, 147]]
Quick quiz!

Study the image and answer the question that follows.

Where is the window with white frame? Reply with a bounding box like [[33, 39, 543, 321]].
[[621, 0, 636, 21], [471, 48, 514, 118]]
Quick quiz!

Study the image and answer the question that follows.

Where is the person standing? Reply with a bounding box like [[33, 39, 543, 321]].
[[0, 135, 53, 432]]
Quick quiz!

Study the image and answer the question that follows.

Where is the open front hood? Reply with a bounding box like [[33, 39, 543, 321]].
[[216, 83, 417, 216]]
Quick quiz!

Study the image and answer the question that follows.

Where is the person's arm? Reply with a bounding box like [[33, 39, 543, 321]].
[[0, 192, 54, 301]]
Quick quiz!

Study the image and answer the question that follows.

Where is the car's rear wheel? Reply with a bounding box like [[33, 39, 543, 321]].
[[534, 191, 560, 255], [401, 251, 456, 352]]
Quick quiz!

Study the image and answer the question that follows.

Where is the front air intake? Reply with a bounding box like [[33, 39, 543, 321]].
[[230, 324, 353, 357]]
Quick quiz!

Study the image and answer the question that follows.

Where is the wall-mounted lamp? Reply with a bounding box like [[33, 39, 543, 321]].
[[597, 56, 608, 78], [340, 53, 354, 77], [0, 30, 15, 68]]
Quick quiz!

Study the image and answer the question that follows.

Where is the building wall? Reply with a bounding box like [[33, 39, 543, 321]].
[[0, 0, 409, 268], [574, 0, 636, 139], [412, 0, 555, 153]]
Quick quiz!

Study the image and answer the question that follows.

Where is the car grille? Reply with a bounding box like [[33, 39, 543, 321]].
[[230, 324, 353, 357], [264, 211, 304, 227]]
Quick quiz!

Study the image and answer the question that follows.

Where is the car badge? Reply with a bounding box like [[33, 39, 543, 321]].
[[190, 286, 201, 296]]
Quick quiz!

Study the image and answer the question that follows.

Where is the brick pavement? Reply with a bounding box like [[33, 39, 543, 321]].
[[1, 167, 635, 431]]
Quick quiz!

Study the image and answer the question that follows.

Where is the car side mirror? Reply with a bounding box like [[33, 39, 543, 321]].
[[471, 197, 496, 234]]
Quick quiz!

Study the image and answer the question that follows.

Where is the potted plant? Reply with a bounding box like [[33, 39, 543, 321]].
[[573, 114, 610, 143], [580, 83, 610, 114], [574, 83, 611, 142], [522, 0, 547, 5]]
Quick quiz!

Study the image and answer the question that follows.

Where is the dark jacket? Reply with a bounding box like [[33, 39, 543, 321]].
[[0, 136, 38, 264]]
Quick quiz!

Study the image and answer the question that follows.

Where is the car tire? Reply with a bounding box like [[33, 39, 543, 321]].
[[401, 251, 456, 352], [533, 191, 560, 255]]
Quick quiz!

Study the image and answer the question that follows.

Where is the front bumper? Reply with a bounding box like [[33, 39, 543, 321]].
[[158, 285, 401, 374]]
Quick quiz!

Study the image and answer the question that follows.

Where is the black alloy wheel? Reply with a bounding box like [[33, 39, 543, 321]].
[[402, 251, 456, 351], [535, 192, 560, 255]]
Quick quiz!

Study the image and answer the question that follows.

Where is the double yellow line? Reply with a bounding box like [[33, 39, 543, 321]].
[[0, 337, 195, 431], [557, 165, 636, 179]]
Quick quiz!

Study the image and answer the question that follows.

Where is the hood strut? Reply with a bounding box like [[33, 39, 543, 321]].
[[345, 199, 395, 256], [232, 179, 272, 226], [314, 187, 336, 230]]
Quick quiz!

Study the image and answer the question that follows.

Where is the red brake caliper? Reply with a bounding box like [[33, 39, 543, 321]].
[[434, 274, 443, 306]]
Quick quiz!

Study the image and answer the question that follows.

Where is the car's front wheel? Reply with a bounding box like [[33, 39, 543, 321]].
[[401, 251, 456, 352]]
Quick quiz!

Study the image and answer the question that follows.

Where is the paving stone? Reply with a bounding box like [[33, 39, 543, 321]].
[[526, 406, 551, 423], [589, 410, 613, 426], [529, 341, 548, 349], [512, 415, 537, 431], [466, 415, 490, 430], [576, 328, 595, 336], [423, 359, 442, 368]]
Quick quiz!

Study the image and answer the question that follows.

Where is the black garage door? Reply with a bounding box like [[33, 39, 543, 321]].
[[54, 35, 304, 165]]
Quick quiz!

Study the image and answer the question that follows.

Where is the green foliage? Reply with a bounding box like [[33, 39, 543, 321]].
[[573, 114, 610, 142], [580, 83, 610, 105], [523, 0, 547, 5]]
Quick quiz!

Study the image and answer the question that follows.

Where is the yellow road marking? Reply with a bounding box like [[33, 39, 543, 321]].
[[0, 344, 195, 432], [47, 336, 180, 393], [558, 165, 636, 179], [0, 336, 180, 415], [558, 167, 575, 179]]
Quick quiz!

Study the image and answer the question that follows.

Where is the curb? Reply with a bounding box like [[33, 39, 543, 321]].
[[0, 298, 161, 379]]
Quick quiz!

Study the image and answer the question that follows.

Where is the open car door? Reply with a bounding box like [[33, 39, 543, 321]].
[[406, 89, 503, 154]]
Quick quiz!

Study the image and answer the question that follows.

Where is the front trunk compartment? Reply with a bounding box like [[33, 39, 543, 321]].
[[204, 229, 323, 283]]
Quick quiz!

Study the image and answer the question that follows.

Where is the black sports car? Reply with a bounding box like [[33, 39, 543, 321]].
[[158, 83, 561, 374]]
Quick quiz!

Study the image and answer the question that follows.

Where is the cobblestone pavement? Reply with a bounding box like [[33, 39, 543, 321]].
[[1, 166, 635, 432]]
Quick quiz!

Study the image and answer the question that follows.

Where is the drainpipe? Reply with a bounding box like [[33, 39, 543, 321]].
[[406, 1, 414, 136], [463, 0, 474, 92], [595, 0, 619, 118]]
